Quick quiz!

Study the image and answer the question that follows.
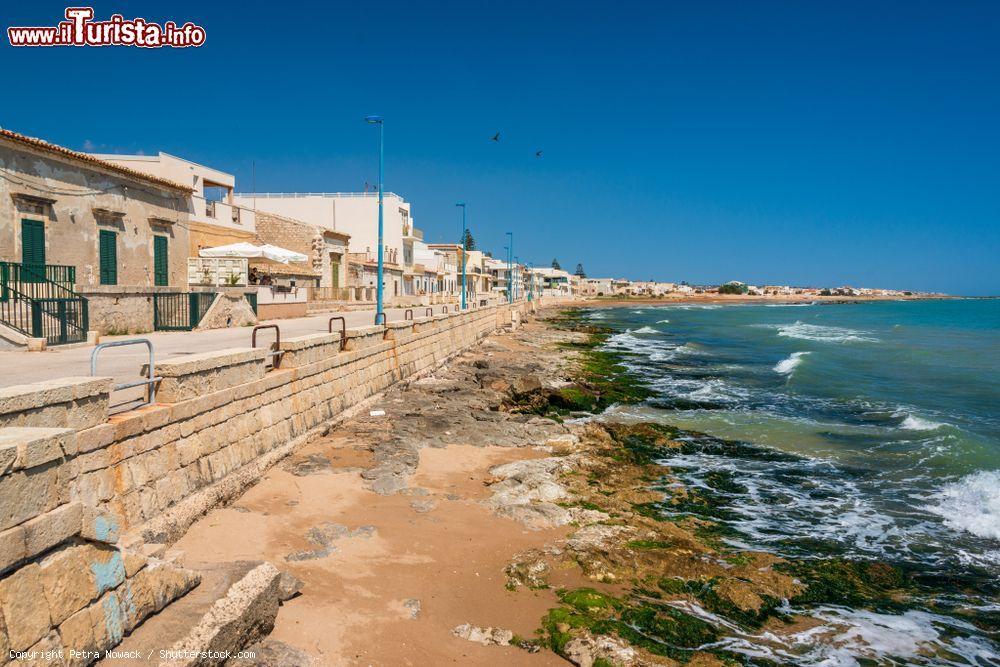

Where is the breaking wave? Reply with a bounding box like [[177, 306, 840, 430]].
[[711, 605, 998, 666], [929, 470, 1000, 540], [774, 351, 810, 375], [897, 413, 946, 431], [774, 322, 879, 343]]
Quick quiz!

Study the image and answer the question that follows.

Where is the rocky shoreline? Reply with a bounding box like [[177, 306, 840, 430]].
[[172, 306, 992, 665], [445, 308, 992, 666]]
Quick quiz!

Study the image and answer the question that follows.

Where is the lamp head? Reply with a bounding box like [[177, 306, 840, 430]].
[[455, 201, 465, 208], [364, 115, 384, 124]]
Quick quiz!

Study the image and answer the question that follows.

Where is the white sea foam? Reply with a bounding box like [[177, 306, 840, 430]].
[[774, 351, 810, 375], [774, 322, 878, 343], [763, 302, 815, 307], [632, 326, 659, 334], [900, 415, 946, 431], [706, 601, 995, 665], [777, 607, 988, 666], [656, 319, 670, 324], [929, 470, 1000, 540], [892, 409, 947, 431]]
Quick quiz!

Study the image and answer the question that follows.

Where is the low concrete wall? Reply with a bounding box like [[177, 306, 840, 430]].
[[0, 300, 537, 664], [257, 302, 307, 320]]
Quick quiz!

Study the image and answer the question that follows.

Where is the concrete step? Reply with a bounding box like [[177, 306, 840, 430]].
[[98, 561, 282, 667]]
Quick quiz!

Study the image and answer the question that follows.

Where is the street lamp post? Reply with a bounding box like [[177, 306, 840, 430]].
[[365, 115, 385, 318], [505, 231, 513, 304], [456, 202, 467, 310]]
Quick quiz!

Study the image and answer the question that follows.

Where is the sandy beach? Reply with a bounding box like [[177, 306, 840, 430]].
[[160, 315, 587, 665]]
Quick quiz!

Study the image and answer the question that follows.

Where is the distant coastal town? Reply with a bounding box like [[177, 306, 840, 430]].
[[0, 126, 941, 352]]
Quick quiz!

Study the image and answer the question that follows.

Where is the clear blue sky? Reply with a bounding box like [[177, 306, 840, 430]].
[[3, 1, 998, 294]]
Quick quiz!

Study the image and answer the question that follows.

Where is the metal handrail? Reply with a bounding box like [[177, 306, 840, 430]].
[[404, 309, 413, 320], [373, 312, 390, 340], [442, 305, 449, 314], [328, 316, 347, 350], [251, 324, 282, 369], [425, 307, 433, 317], [91, 338, 160, 408]]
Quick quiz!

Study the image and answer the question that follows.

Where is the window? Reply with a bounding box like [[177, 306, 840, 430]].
[[153, 236, 169, 286], [20, 219, 45, 282], [99, 230, 118, 285]]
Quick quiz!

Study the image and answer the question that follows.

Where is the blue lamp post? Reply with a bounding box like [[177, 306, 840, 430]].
[[456, 201, 467, 310], [505, 231, 513, 304], [365, 115, 385, 319]]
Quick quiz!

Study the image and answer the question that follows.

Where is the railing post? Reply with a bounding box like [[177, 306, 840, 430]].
[[30, 301, 42, 338], [57, 300, 67, 344], [188, 293, 198, 330]]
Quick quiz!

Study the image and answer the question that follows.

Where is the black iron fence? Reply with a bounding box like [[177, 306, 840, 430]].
[[0, 261, 76, 289], [0, 262, 88, 345], [153, 292, 217, 331]]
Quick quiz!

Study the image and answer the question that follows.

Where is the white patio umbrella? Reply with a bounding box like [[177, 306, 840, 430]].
[[257, 244, 309, 264], [199, 243, 308, 264]]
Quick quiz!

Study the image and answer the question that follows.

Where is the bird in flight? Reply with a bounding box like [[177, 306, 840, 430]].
[[535, 150, 543, 157], [491, 132, 501, 142]]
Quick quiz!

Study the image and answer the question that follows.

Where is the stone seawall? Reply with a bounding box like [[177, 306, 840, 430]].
[[0, 301, 534, 664]]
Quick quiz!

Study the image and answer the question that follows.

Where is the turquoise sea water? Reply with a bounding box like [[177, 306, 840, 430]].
[[589, 299, 1000, 664]]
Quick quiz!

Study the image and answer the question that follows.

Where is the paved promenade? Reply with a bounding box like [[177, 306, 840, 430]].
[[0, 306, 436, 405]]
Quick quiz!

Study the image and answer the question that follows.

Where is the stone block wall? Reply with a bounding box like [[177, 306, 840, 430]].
[[0, 301, 534, 664]]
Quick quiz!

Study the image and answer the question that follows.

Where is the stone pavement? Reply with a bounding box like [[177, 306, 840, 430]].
[[0, 306, 429, 404]]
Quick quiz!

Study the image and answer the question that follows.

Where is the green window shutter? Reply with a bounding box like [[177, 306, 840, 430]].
[[21, 220, 45, 282], [153, 236, 169, 286], [99, 230, 118, 285]]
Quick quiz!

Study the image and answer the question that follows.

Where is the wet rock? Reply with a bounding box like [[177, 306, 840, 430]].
[[563, 632, 641, 667], [403, 598, 421, 619], [496, 502, 573, 530], [409, 499, 436, 513], [451, 623, 514, 647], [505, 549, 551, 589], [286, 523, 376, 562], [230, 639, 314, 666], [285, 547, 336, 562], [276, 571, 304, 601], [284, 454, 331, 476], [367, 474, 409, 496]]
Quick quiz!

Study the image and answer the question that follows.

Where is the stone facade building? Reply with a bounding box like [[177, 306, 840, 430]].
[[0, 129, 193, 340], [252, 210, 349, 291]]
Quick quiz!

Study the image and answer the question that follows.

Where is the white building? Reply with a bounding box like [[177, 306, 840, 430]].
[[532, 267, 573, 297], [486, 258, 528, 300], [93, 151, 258, 252], [581, 278, 613, 296], [233, 192, 411, 300]]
